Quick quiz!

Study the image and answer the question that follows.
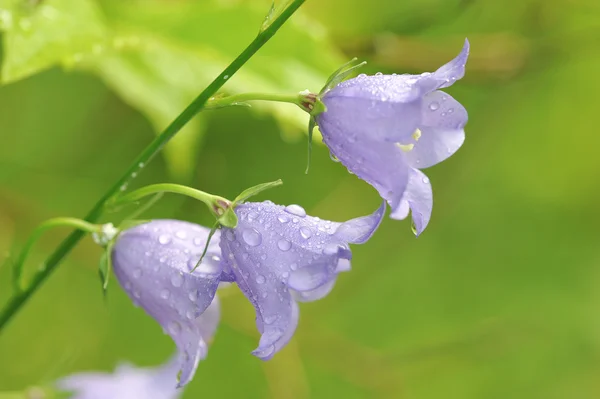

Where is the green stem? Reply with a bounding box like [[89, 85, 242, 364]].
[[109, 184, 230, 219], [205, 92, 307, 110], [0, 0, 306, 332], [12, 218, 103, 291]]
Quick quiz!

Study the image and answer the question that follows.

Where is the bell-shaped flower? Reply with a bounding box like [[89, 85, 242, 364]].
[[112, 220, 222, 387], [317, 40, 469, 235], [219, 200, 385, 360], [56, 355, 184, 399]]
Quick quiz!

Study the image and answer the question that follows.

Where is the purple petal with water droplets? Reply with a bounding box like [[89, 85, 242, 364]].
[[334, 201, 386, 244], [404, 91, 467, 169], [111, 220, 222, 387]]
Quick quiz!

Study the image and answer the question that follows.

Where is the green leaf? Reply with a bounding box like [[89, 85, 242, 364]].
[[0, 0, 107, 83], [88, 0, 342, 178]]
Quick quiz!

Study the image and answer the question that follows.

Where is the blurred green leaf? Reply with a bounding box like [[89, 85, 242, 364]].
[[0, 0, 107, 83], [88, 0, 342, 179]]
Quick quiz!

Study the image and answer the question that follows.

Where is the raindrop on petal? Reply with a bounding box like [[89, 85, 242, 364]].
[[242, 228, 262, 247], [160, 289, 170, 300], [284, 204, 306, 218], [277, 239, 291, 252], [158, 234, 171, 245], [429, 101, 440, 111], [256, 275, 266, 284], [300, 227, 312, 239], [171, 273, 184, 287]]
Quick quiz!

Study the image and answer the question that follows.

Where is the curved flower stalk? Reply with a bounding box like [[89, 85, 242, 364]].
[[111, 220, 222, 387], [56, 355, 184, 399], [220, 200, 386, 360], [317, 39, 470, 235]]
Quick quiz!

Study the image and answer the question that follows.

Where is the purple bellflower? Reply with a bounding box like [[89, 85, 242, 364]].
[[56, 356, 184, 399], [112, 220, 222, 387], [317, 39, 470, 235], [219, 200, 386, 360]]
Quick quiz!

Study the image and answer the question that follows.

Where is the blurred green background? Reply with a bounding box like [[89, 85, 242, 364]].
[[1, 0, 599, 397]]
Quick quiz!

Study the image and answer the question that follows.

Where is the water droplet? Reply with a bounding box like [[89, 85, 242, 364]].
[[223, 75, 229, 80], [171, 273, 184, 287], [132, 268, 142, 279], [120, 184, 128, 191], [247, 212, 258, 222], [256, 275, 266, 284], [262, 292, 268, 298], [138, 162, 145, 168], [131, 172, 137, 178], [277, 215, 289, 223], [300, 227, 312, 239], [264, 315, 277, 325], [175, 230, 187, 240], [186, 310, 195, 320], [329, 152, 340, 162], [193, 237, 203, 246], [188, 290, 198, 302], [160, 289, 170, 300], [158, 234, 171, 245], [292, 218, 299, 223], [133, 289, 141, 299], [167, 321, 181, 335], [347, 135, 357, 143], [375, 72, 383, 76], [284, 204, 306, 217], [447, 148, 453, 154], [429, 101, 440, 111], [212, 255, 221, 262], [225, 230, 235, 241], [242, 228, 262, 246], [290, 263, 298, 271], [447, 108, 454, 113], [277, 239, 291, 251], [159, 256, 167, 264], [260, 254, 268, 260], [358, 73, 366, 78], [422, 177, 429, 184], [441, 112, 447, 117]]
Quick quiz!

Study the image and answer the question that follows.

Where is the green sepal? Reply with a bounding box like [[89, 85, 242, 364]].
[[191, 222, 220, 272], [233, 179, 283, 205], [217, 207, 237, 229], [305, 117, 316, 174], [319, 58, 367, 96], [98, 239, 115, 293]]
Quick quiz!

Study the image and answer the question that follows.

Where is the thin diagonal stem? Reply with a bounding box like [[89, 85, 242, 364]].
[[0, 0, 306, 331]]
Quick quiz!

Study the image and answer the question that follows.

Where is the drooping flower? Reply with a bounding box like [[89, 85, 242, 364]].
[[219, 200, 386, 360], [111, 220, 222, 387], [317, 39, 470, 235], [56, 355, 184, 399]]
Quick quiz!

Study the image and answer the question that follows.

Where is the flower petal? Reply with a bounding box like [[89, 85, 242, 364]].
[[319, 117, 410, 210], [404, 91, 467, 169], [320, 90, 421, 142], [390, 169, 433, 235], [334, 201, 386, 244], [433, 39, 470, 88], [111, 220, 222, 387]]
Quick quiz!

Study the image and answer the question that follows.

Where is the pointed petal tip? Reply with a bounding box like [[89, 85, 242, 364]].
[[334, 200, 386, 244]]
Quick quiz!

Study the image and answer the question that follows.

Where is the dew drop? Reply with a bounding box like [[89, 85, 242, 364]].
[[175, 230, 187, 240], [159, 256, 167, 263], [132, 268, 142, 279], [256, 275, 266, 284], [188, 290, 198, 302], [347, 135, 356, 143], [193, 237, 203, 246], [225, 230, 235, 241], [242, 228, 262, 246], [277, 215, 289, 223], [158, 234, 171, 245], [300, 227, 312, 239], [264, 315, 277, 325], [329, 152, 340, 162], [290, 263, 298, 271], [448, 108, 454, 113], [223, 75, 229, 80], [171, 273, 184, 287], [186, 310, 195, 320], [284, 204, 306, 217], [422, 177, 430, 184], [160, 289, 170, 300], [277, 239, 291, 252], [131, 172, 137, 178], [167, 321, 181, 335], [323, 243, 340, 255], [282, 271, 289, 279], [375, 72, 383, 76], [429, 101, 440, 111], [247, 212, 258, 222], [120, 184, 128, 192], [138, 162, 145, 168], [260, 254, 268, 260], [262, 292, 268, 298]]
